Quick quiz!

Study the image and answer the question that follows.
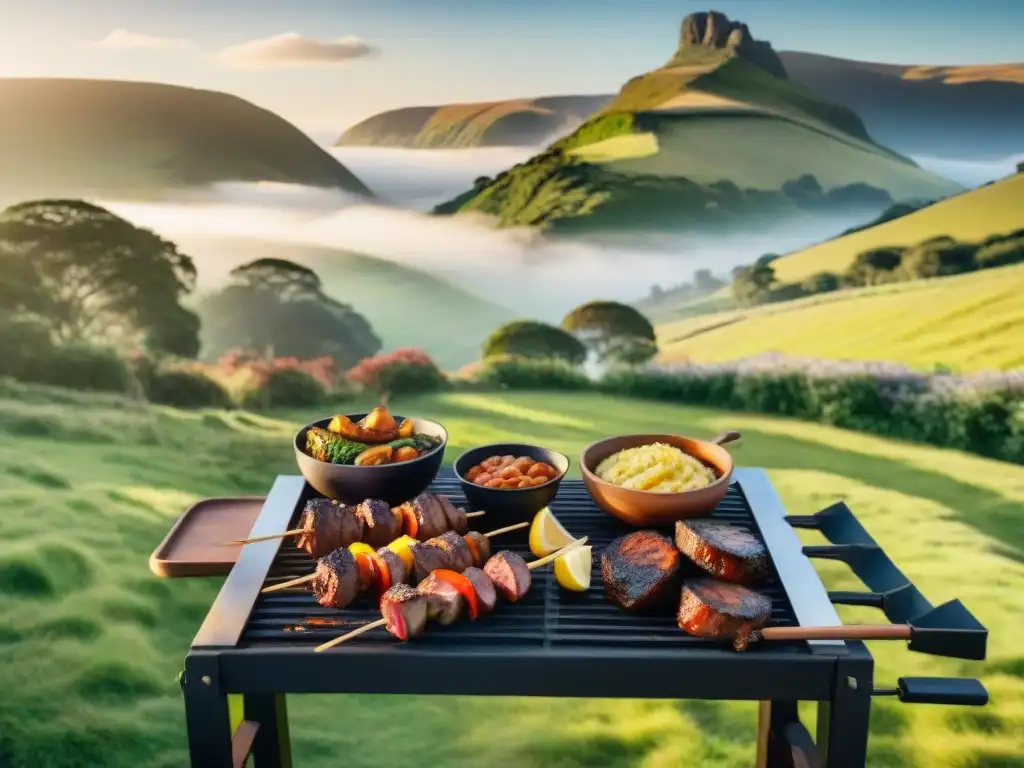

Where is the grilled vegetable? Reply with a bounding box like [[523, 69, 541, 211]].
[[388, 438, 418, 450], [398, 418, 415, 438], [387, 535, 417, 571], [361, 406, 399, 432], [306, 427, 367, 465], [413, 434, 442, 452], [354, 444, 394, 466], [394, 446, 419, 462], [327, 414, 399, 444], [433, 570, 479, 619]]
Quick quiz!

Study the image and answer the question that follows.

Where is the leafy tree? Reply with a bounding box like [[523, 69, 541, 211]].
[[801, 271, 841, 295], [0, 199, 200, 356], [482, 320, 587, 364], [731, 262, 776, 307], [197, 258, 381, 369], [561, 301, 656, 362], [901, 239, 977, 279], [845, 247, 905, 286], [605, 335, 658, 366]]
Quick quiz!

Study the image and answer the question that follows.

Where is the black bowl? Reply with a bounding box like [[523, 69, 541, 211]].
[[453, 443, 569, 525], [294, 414, 447, 505]]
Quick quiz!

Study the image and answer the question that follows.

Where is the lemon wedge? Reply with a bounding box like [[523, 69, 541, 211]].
[[529, 506, 575, 557], [554, 545, 593, 592]]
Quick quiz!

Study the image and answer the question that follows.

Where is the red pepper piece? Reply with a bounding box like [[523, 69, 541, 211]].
[[433, 569, 479, 619]]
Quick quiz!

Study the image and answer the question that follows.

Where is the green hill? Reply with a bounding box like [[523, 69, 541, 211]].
[[771, 172, 1024, 284], [335, 95, 613, 149], [778, 52, 1024, 161], [190, 238, 514, 370], [434, 12, 960, 233], [0, 78, 372, 202], [656, 263, 1024, 371], [0, 384, 1020, 768]]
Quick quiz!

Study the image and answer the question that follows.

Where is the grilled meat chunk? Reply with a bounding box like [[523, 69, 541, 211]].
[[462, 566, 497, 614], [435, 494, 469, 535], [417, 572, 466, 625], [674, 520, 769, 585], [463, 530, 491, 568], [677, 578, 772, 649], [434, 531, 474, 573], [376, 545, 407, 587], [381, 583, 429, 641], [297, 498, 362, 558], [414, 493, 450, 540], [409, 540, 454, 583], [602, 531, 682, 612], [483, 551, 531, 603], [311, 548, 360, 609], [356, 499, 401, 548]]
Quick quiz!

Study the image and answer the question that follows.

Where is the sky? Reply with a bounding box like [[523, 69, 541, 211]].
[[1, 0, 1022, 139]]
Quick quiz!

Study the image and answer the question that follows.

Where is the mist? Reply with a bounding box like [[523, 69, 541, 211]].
[[99, 147, 1004, 319], [911, 153, 1022, 189]]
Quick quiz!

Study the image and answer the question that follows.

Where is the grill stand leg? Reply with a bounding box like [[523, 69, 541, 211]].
[[244, 694, 293, 768], [757, 700, 800, 768], [817, 648, 873, 768], [182, 654, 233, 768]]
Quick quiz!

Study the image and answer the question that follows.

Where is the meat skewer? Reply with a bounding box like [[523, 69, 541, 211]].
[[229, 493, 484, 553], [260, 521, 529, 605], [314, 537, 589, 652]]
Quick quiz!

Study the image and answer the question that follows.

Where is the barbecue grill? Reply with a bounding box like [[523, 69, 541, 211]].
[[178, 468, 989, 768]]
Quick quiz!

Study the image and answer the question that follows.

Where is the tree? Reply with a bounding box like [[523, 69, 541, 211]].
[[801, 271, 841, 295], [561, 301, 656, 362], [731, 262, 775, 307], [605, 335, 658, 367], [845, 247, 905, 286], [693, 268, 723, 292], [197, 258, 381, 369], [481, 320, 586, 364], [901, 239, 977, 279], [0, 199, 200, 356]]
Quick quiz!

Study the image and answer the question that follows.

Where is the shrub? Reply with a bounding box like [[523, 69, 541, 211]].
[[145, 368, 234, 409], [482, 321, 587, 364], [39, 343, 132, 393], [472, 356, 590, 390], [0, 314, 56, 382], [346, 348, 447, 396], [243, 367, 328, 410]]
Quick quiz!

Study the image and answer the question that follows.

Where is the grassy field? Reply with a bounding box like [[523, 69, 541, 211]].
[[771, 174, 1024, 285], [1, 383, 1022, 767], [656, 263, 1024, 371]]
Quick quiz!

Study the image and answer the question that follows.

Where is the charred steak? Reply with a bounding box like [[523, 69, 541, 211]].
[[601, 531, 682, 612], [677, 578, 772, 648], [484, 551, 532, 603], [674, 520, 769, 584]]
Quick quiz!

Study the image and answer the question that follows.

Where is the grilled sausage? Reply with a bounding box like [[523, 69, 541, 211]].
[[297, 498, 362, 558], [409, 540, 454, 583], [434, 531, 474, 573], [463, 531, 491, 568], [484, 551, 531, 603], [356, 499, 401, 548], [416, 572, 465, 625], [677, 578, 772, 649], [435, 494, 469, 535], [462, 566, 498, 614], [311, 548, 360, 609], [381, 583, 429, 641], [674, 520, 769, 585], [375, 546, 407, 588], [601, 531, 682, 612]]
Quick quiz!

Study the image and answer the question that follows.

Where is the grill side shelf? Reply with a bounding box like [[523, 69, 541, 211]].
[[787, 501, 988, 663], [733, 469, 846, 655]]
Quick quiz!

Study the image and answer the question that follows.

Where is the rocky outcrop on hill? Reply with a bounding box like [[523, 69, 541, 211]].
[[671, 11, 788, 78]]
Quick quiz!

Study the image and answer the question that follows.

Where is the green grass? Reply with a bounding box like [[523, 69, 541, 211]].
[[656, 263, 1024, 371], [771, 174, 1024, 285], [1, 382, 1022, 767], [0, 78, 371, 202]]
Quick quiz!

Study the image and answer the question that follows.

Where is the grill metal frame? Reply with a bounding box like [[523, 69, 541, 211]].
[[177, 469, 894, 767]]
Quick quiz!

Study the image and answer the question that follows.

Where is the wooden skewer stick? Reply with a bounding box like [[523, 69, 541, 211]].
[[261, 521, 530, 594], [314, 535, 592, 652], [231, 509, 485, 545]]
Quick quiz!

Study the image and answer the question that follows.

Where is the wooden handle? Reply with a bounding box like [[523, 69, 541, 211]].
[[711, 430, 741, 447], [759, 624, 912, 642]]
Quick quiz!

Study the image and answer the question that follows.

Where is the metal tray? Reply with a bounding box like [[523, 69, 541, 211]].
[[150, 496, 266, 578]]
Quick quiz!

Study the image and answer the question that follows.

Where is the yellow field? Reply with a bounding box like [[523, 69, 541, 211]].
[[657, 264, 1024, 371], [568, 132, 659, 162], [771, 174, 1024, 285]]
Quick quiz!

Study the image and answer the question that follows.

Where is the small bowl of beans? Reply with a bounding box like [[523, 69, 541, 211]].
[[454, 443, 570, 524]]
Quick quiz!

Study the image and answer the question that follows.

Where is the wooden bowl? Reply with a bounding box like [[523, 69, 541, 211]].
[[579, 431, 740, 526]]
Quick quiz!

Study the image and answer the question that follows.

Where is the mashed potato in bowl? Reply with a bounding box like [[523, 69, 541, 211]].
[[594, 442, 717, 493]]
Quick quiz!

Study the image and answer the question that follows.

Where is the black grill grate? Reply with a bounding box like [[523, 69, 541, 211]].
[[241, 478, 804, 653]]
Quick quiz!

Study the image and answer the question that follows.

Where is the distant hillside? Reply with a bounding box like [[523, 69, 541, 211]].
[[771, 172, 1024, 284], [778, 52, 1024, 161], [655, 263, 1024, 372], [434, 12, 960, 234], [0, 79, 372, 202], [335, 95, 613, 149], [189, 238, 514, 370]]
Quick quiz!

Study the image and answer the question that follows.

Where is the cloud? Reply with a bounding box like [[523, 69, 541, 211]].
[[90, 29, 191, 51], [216, 32, 376, 69]]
